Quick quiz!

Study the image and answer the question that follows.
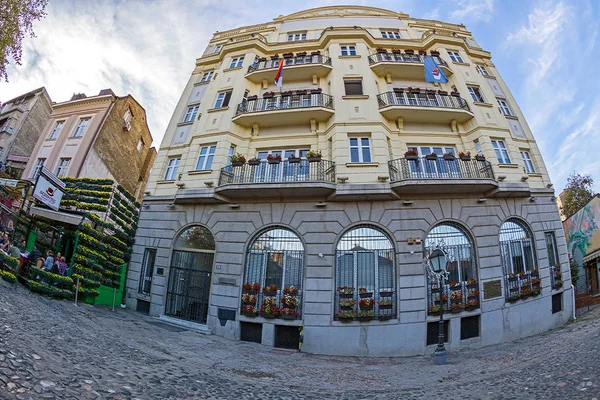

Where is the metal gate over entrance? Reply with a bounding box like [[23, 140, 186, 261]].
[[164, 226, 215, 325]]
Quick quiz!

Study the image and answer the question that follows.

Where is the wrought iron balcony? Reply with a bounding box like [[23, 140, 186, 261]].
[[368, 53, 452, 80], [232, 93, 334, 127], [216, 159, 336, 200], [388, 156, 497, 194], [368, 53, 448, 67], [245, 55, 332, 83], [377, 91, 473, 123]]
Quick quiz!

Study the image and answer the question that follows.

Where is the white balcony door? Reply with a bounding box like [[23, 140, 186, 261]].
[[407, 146, 459, 178], [256, 149, 309, 182]]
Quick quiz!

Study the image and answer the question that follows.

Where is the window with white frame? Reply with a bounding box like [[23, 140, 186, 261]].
[[48, 121, 64, 140], [31, 158, 45, 178], [226, 145, 236, 166], [381, 30, 401, 39], [349, 137, 371, 163], [164, 157, 180, 180], [123, 109, 132, 123], [183, 105, 199, 122], [497, 99, 514, 116], [492, 140, 511, 164], [520, 151, 535, 173], [200, 71, 214, 82], [213, 44, 223, 53], [214, 91, 232, 108], [476, 65, 490, 76], [340, 45, 357, 56], [56, 158, 70, 178], [448, 51, 464, 63], [467, 86, 485, 103], [229, 57, 244, 69], [287, 32, 307, 41], [196, 145, 216, 170], [72, 117, 90, 137]]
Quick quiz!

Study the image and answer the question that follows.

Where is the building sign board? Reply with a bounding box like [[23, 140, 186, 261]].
[[0, 179, 19, 188], [32, 167, 65, 211]]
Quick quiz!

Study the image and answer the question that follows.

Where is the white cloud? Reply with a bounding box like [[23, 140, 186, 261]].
[[450, 0, 494, 23]]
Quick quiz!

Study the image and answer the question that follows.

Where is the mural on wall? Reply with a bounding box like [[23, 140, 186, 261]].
[[563, 196, 600, 274]]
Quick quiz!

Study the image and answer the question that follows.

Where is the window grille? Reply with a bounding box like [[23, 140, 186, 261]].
[[460, 315, 480, 340], [334, 225, 396, 321], [427, 321, 448, 345], [240, 322, 263, 343], [138, 248, 156, 295], [274, 325, 300, 349], [500, 219, 539, 301], [552, 294, 562, 314], [425, 222, 479, 315], [243, 228, 305, 320]]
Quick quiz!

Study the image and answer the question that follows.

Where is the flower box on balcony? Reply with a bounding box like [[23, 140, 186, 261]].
[[231, 161, 245, 167], [404, 150, 418, 160], [267, 154, 282, 164], [295, 90, 307, 95], [475, 155, 486, 161], [425, 154, 438, 160], [392, 49, 402, 54], [377, 48, 388, 54], [257, 57, 267, 62], [296, 52, 307, 57], [311, 88, 322, 94], [305, 157, 320, 163], [408, 88, 421, 94], [459, 151, 471, 161], [418, 50, 427, 56], [405, 49, 415, 55], [311, 51, 321, 56], [379, 315, 392, 321], [450, 91, 461, 97], [248, 159, 261, 166], [379, 291, 393, 297], [426, 89, 437, 95], [438, 90, 448, 96], [268, 159, 281, 165], [270, 55, 279, 60], [283, 53, 294, 58], [393, 88, 404, 93], [430, 50, 440, 56], [443, 153, 456, 161], [281, 91, 293, 97], [288, 156, 301, 164], [263, 92, 274, 99], [246, 95, 258, 101]]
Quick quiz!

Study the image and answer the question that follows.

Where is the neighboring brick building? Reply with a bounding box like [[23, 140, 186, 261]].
[[22, 89, 157, 201], [0, 87, 53, 177]]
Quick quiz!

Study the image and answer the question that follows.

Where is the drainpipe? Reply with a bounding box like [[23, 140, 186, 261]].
[[75, 98, 115, 177], [572, 284, 576, 320]]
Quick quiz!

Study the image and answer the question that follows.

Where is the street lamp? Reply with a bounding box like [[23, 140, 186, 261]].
[[426, 247, 450, 365]]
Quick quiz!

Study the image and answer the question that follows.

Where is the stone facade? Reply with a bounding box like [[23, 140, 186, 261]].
[[126, 6, 573, 356]]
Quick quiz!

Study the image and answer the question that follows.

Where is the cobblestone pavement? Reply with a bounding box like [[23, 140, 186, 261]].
[[0, 280, 599, 400]]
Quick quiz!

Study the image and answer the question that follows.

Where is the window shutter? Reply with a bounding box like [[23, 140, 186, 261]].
[[344, 81, 363, 96]]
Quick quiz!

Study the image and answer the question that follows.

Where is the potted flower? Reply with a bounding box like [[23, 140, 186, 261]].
[[241, 305, 258, 317], [418, 50, 427, 56], [450, 303, 464, 313], [358, 287, 373, 298], [530, 269, 539, 277], [260, 304, 279, 319], [435, 293, 449, 303], [283, 52, 293, 58], [450, 291, 463, 303], [281, 294, 299, 308], [336, 311, 354, 322], [430, 50, 440, 56], [281, 308, 297, 320], [393, 87, 404, 93], [357, 311, 374, 322], [296, 51, 307, 57], [426, 89, 437, 95], [338, 286, 354, 298], [246, 95, 258, 101], [475, 154, 486, 161], [311, 88, 322, 94], [428, 305, 441, 315], [391, 48, 402, 54], [311, 50, 321, 56], [554, 279, 563, 289], [521, 288, 533, 298], [468, 290, 480, 299], [378, 299, 393, 309], [508, 293, 520, 303], [531, 278, 542, 287], [241, 293, 257, 305], [438, 90, 448, 96], [248, 157, 261, 166], [449, 281, 461, 290], [283, 285, 299, 296], [458, 151, 471, 161], [288, 154, 301, 164], [532, 288, 542, 296], [262, 284, 278, 296], [230, 153, 246, 167], [339, 299, 356, 310], [242, 282, 260, 294], [450, 91, 461, 97], [379, 290, 393, 297], [443, 152, 455, 160], [359, 297, 375, 310], [425, 152, 438, 161], [306, 150, 322, 162], [408, 87, 420, 94], [466, 278, 478, 288], [465, 299, 479, 311], [263, 91, 275, 99], [281, 90, 293, 97], [267, 153, 282, 164], [295, 89, 307, 95], [376, 48, 387, 54], [270, 54, 280, 60], [507, 273, 519, 282], [405, 49, 415, 55], [404, 149, 418, 160]]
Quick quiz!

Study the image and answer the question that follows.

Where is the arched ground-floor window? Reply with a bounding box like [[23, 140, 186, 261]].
[[499, 218, 541, 301], [335, 225, 396, 322], [241, 228, 304, 320], [425, 222, 480, 315]]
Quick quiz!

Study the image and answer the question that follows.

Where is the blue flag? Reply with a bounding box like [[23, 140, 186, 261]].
[[424, 56, 448, 83]]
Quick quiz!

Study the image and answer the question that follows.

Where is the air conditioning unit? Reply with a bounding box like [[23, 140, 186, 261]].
[[123, 120, 132, 131]]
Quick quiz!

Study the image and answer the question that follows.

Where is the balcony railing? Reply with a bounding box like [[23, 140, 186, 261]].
[[248, 55, 331, 74], [235, 93, 334, 117], [377, 91, 470, 112], [368, 53, 447, 67], [388, 157, 494, 182], [218, 159, 336, 186]]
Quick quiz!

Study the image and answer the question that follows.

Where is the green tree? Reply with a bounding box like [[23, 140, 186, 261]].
[[561, 173, 595, 219], [0, 0, 48, 82], [570, 259, 579, 288]]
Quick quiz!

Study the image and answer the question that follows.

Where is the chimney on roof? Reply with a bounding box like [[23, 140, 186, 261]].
[[70, 93, 87, 101], [98, 89, 115, 96]]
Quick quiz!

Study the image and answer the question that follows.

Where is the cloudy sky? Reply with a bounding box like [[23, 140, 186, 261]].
[[0, 0, 597, 191]]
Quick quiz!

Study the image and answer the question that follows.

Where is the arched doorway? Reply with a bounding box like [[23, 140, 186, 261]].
[[164, 225, 215, 324]]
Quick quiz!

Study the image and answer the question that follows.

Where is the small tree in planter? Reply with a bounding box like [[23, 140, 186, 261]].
[[458, 151, 471, 161], [230, 153, 246, 166], [404, 149, 418, 160]]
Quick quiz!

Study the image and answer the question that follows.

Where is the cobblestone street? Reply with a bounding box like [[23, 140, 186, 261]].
[[0, 280, 598, 400]]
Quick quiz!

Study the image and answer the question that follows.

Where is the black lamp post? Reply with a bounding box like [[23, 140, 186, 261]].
[[428, 248, 448, 365]]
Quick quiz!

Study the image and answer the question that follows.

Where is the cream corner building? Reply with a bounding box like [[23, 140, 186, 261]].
[[127, 6, 572, 355]]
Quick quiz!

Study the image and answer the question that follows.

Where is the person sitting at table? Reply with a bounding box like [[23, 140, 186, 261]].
[[57, 257, 68, 276], [43, 250, 55, 272]]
